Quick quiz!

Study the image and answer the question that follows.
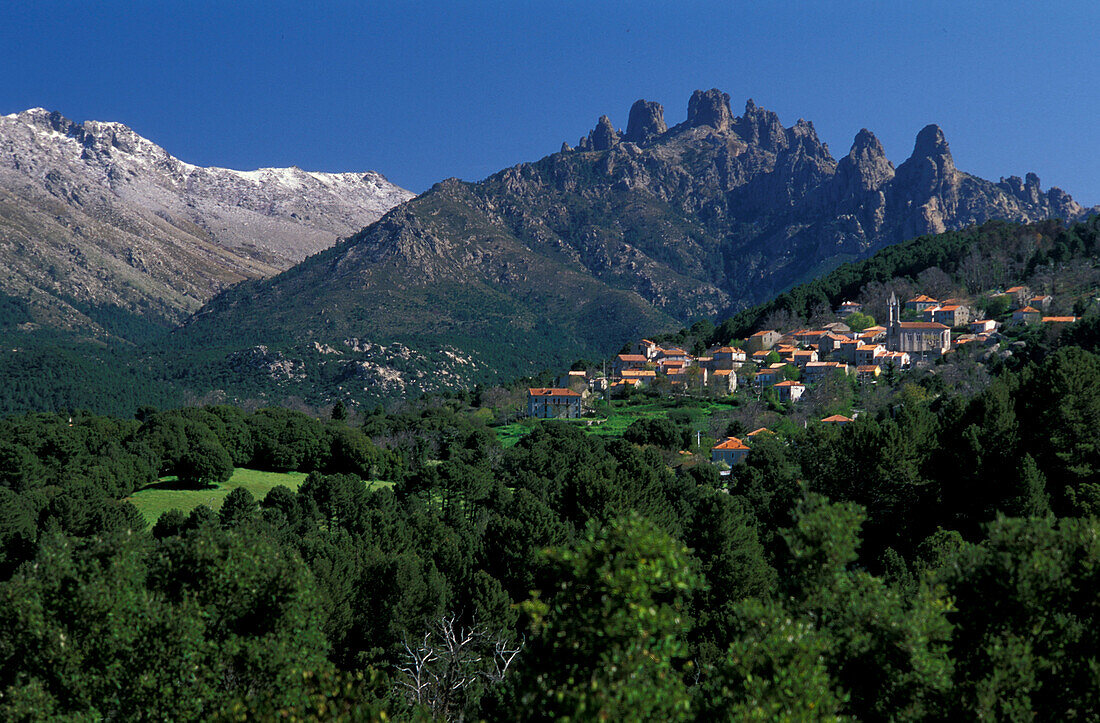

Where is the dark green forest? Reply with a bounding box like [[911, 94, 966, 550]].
[[4, 215, 1100, 718], [4, 316, 1100, 718]]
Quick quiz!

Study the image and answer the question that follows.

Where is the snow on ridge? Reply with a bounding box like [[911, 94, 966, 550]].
[[2, 108, 407, 198]]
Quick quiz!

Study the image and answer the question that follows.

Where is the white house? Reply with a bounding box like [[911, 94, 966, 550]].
[[527, 388, 582, 418]]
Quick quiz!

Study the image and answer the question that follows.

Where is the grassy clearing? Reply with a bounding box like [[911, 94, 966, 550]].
[[126, 468, 397, 525], [493, 398, 741, 447]]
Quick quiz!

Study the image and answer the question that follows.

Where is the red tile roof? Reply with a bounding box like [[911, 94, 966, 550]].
[[617, 354, 648, 362], [528, 388, 581, 397], [1042, 316, 1077, 323], [713, 437, 749, 450], [774, 380, 804, 387], [822, 414, 854, 423], [907, 295, 938, 303], [899, 321, 949, 330]]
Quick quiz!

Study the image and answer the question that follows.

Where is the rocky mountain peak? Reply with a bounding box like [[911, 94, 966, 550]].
[[687, 89, 733, 131], [577, 114, 621, 152], [837, 128, 894, 191], [10, 107, 77, 134], [907, 124, 954, 167], [624, 100, 667, 144], [894, 123, 957, 199], [592, 115, 620, 150], [735, 98, 786, 150]]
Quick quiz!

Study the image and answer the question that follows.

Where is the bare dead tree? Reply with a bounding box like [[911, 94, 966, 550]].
[[396, 615, 523, 722]]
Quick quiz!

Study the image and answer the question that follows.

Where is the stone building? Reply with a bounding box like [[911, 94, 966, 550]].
[[886, 293, 951, 357]]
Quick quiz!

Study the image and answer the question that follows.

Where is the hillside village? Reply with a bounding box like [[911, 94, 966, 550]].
[[525, 285, 1079, 465]]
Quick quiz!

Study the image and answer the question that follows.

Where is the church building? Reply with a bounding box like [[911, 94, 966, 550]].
[[886, 292, 951, 358]]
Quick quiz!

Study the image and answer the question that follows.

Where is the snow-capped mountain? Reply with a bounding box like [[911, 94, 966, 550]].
[[0, 108, 413, 335]]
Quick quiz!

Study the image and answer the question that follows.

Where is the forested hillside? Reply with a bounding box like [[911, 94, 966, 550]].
[[711, 214, 1100, 342], [3, 214, 1098, 418], [4, 308, 1100, 717]]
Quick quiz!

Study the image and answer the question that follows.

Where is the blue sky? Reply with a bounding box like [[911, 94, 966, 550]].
[[2, 1, 1097, 205]]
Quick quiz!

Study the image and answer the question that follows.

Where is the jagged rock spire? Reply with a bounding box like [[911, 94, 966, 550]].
[[836, 128, 895, 192], [624, 100, 667, 144], [686, 89, 733, 131], [894, 123, 957, 198]]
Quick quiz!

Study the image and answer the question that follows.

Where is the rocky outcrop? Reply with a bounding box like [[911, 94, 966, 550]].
[[624, 100, 667, 144], [578, 115, 621, 151], [686, 89, 733, 131], [837, 129, 895, 193]]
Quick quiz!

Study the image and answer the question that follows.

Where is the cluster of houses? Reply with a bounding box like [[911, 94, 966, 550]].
[[526, 285, 1073, 420], [711, 414, 853, 467]]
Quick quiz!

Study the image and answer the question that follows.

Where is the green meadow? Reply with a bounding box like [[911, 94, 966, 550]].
[[126, 468, 309, 524], [126, 469, 399, 525]]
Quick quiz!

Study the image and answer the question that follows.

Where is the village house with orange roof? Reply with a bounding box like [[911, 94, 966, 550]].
[[658, 346, 691, 362], [613, 353, 650, 375], [803, 361, 849, 384], [706, 346, 746, 370], [712, 436, 750, 466], [745, 330, 781, 352], [1004, 286, 1031, 305], [791, 349, 819, 367], [1030, 295, 1053, 311], [821, 414, 854, 425], [1012, 306, 1042, 324], [527, 388, 583, 419], [924, 304, 970, 328], [970, 319, 997, 334], [773, 380, 806, 402], [905, 294, 939, 312], [750, 349, 773, 364], [855, 343, 887, 367], [631, 339, 661, 359], [879, 351, 910, 369], [858, 325, 888, 343], [818, 332, 851, 357], [708, 368, 737, 394]]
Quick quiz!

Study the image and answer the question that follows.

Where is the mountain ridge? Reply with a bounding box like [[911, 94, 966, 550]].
[[162, 88, 1095, 406], [0, 107, 413, 338]]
